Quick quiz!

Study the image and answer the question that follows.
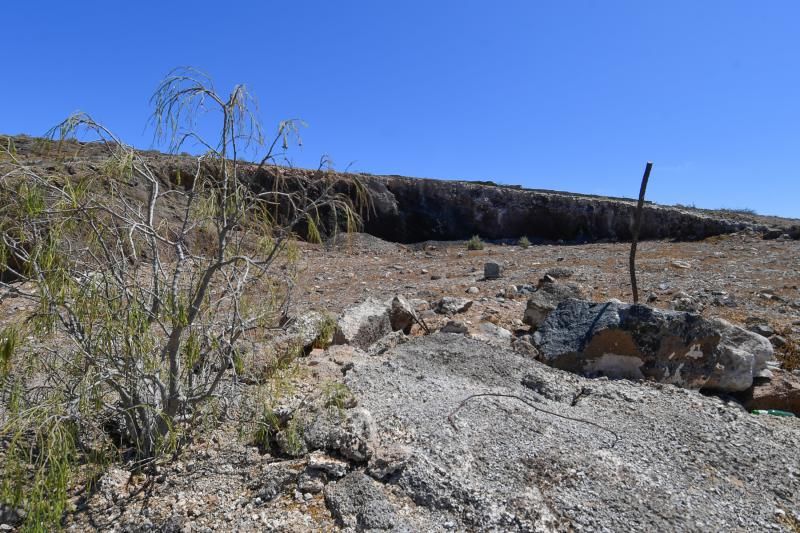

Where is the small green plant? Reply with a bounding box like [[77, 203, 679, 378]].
[[517, 236, 531, 248], [322, 381, 355, 411], [1, 406, 79, 533], [253, 405, 282, 449], [279, 416, 305, 456], [466, 235, 484, 250], [312, 314, 337, 350]]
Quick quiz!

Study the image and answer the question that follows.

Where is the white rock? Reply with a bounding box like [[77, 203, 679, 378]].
[[334, 299, 392, 350]]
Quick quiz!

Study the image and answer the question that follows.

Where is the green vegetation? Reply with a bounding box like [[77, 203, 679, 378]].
[[0, 68, 360, 530], [313, 313, 337, 350], [720, 207, 758, 216], [517, 236, 531, 248], [466, 235, 484, 250], [322, 381, 355, 411]]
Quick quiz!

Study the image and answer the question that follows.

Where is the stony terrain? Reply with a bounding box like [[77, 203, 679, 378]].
[[2, 136, 800, 532], [37, 230, 796, 532]]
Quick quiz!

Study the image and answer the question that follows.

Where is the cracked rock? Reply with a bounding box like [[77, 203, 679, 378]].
[[324, 472, 408, 531]]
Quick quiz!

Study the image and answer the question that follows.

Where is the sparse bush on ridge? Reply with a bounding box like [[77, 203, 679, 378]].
[[0, 67, 361, 530], [720, 207, 758, 216], [466, 235, 484, 250], [518, 236, 531, 248]]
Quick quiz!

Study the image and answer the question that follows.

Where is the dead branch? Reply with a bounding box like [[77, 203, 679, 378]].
[[630, 161, 653, 304]]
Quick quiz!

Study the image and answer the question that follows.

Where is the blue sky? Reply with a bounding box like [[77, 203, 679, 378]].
[[3, 1, 799, 218]]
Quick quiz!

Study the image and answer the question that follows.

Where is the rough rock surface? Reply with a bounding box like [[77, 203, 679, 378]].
[[470, 321, 513, 347], [522, 281, 584, 328], [323, 472, 408, 531], [440, 319, 469, 334], [359, 174, 762, 243], [334, 299, 393, 350], [388, 295, 417, 333], [535, 299, 774, 392], [298, 406, 376, 463], [343, 334, 800, 532], [740, 369, 800, 415], [367, 330, 409, 357], [434, 297, 473, 315]]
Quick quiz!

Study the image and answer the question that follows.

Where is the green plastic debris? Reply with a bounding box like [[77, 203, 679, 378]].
[[751, 409, 796, 417]]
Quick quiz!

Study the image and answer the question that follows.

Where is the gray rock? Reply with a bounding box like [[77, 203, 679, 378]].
[[367, 330, 409, 357], [367, 444, 412, 481], [408, 298, 429, 312], [470, 322, 513, 347], [342, 334, 799, 532], [388, 295, 417, 333], [770, 335, 788, 348], [267, 311, 333, 358], [358, 171, 756, 243], [255, 464, 300, 502], [302, 407, 376, 463], [522, 282, 584, 328], [502, 284, 518, 299], [511, 338, 540, 358], [440, 320, 469, 334], [706, 318, 775, 391], [324, 472, 407, 531], [297, 471, 325, 494], [466, 286, 479, 295], [536, 299, 774, 392], [284, 311, 330, 348], [484, 262, 502, 279], [544, 266, 574, 279], [334, 299, 393, 350], [434, 297, 473, 315], [748, 324, 775, 338], [0, 504, 24, 528], [307, 451, 349, 478]]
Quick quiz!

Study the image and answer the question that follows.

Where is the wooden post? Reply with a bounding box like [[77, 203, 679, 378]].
[[630, 161, 653, 304]]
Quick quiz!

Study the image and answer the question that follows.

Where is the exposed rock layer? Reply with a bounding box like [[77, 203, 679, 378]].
[[1, 136, 778, 245], [359, 174, 759, 243]]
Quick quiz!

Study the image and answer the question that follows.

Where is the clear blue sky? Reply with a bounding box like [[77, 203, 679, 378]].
[[3, 1, 799, 218]]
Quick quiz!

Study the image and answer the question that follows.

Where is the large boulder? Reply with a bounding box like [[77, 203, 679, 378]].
[[534, 299, 773, 392]]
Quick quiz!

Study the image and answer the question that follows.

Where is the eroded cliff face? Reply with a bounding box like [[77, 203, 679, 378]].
[[358, 175, 757, 243], [0, 135, 765, 245]]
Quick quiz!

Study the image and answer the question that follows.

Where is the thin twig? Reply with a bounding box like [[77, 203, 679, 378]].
[[448, 392, 619, 448]]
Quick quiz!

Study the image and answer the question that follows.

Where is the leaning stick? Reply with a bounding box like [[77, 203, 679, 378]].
[[630, 162, 653, 304]]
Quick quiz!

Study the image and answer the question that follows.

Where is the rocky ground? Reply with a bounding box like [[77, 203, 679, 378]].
[[41, 231, 798, 532], [2, 137, 800, 531], [297, 231, 800, 357]]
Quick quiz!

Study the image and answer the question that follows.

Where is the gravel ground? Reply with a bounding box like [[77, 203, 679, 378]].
[[5, 232, 800, 532], [343, 334, 800, 532]]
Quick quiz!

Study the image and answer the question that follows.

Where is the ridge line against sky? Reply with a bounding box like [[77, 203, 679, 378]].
[[2, 1, 799, 218]]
